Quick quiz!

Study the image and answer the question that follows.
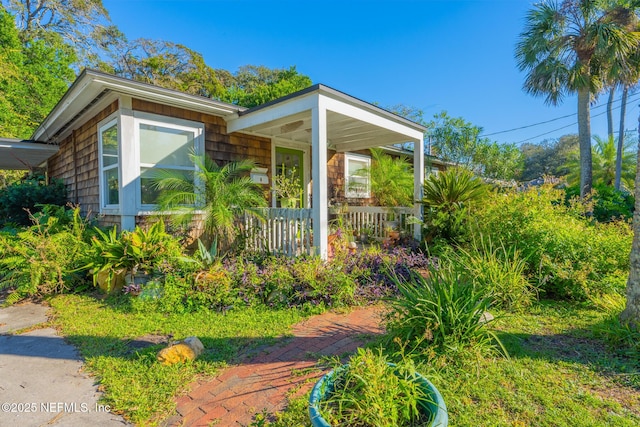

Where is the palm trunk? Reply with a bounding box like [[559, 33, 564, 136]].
[[620, 110, 640, 327], [577, 87, 593, 198], [607, 87, 615, 140], [614, 85, 628, 191]]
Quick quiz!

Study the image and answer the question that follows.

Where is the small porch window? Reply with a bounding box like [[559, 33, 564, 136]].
[[98, 118, 119, 207], [344, 153, 371, 198]]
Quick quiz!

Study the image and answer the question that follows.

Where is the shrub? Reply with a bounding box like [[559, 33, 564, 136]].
[[385, 264, 505, 357], [0, 173, 67, 226], [421, 167, 488, 244], [0, 206, 91, 304], [318, 348, 432, 427], [452, 236, 535, 311], [470, 186, 632, 301], [87, 220, 185, 289], [565, 184, 634, 222]]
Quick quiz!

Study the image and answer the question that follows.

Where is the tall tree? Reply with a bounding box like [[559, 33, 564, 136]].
[[515, 0, 639, 198], [428, 111, 489, 167], [217, 65, 312, 108], [1, 0, 113, 64], [94, 37, 226, 98], [621, 114, 640, 326], [520, 134, 579, 181], [0, 5, 75, 138]]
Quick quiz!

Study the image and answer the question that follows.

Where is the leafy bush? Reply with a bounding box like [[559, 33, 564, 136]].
[[421, 167, 488, 244], [470, 186, 632, 300], [318, 348, 432, 427], [385, 264, 505, 357], [452, 236, 535, 311], [0, 173, 67, 226], [0, 206, 91, 304], [87, 220, 185, 289], [565, 184, 634, 222]]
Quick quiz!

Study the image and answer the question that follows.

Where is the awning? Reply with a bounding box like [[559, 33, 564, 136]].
[[0, 139, 59, 170]]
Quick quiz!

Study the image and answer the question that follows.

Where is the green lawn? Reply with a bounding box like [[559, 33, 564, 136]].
[[49, 295, 639, 427], [49, 294, 306, 425], [263, 302, 640, 427]]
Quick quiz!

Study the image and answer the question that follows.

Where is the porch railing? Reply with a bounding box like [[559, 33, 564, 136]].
[[243, 208, 313, 256], [344, 206, 415, 240]]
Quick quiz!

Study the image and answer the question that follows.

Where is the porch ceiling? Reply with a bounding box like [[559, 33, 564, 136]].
[[226, 84, 426, 152], [0, 139, 59, 170]]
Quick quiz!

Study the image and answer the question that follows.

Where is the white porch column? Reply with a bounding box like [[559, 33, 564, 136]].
[[413, 136, 425, 241], [119, 96, 137, 231], [311, 99, 329, 259]]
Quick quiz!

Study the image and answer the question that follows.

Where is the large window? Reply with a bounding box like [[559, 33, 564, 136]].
[[344, 153, 370, 198], [97, 112, 204, 212], [136, 116, 202, 206], [99, 118, 119, 207]]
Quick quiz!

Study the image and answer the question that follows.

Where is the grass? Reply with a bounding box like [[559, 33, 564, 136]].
[[260, 301, 640, 427], [48, 293, 306, 425]]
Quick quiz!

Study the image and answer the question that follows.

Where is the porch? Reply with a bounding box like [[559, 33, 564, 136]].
[[227, 84, 426, 259], [242, 206, 416, 257]]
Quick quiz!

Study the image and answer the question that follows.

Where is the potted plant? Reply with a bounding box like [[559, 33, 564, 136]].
[[309, 348, 447, 427], [274, 165, 302, 208]]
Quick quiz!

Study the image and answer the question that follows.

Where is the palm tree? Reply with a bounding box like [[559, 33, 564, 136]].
[[564, 134, 636, 188], [622, 124, 640, 326], [366, 148, 414, 207], [515, 0, 639, 199], [153, 155, 267, 251]]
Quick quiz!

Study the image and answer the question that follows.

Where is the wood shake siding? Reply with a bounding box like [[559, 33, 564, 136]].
[[47, 101, 119, 218], [132, 99, 272, 200]]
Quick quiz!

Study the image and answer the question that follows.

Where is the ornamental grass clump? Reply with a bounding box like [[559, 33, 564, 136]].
[[318, 348, 434, 427], [385, 264, 506, 358]]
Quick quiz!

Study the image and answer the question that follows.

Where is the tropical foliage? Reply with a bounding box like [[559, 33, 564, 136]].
[[515, 0, 640, 197], [420, 167, 488, 243], [153, 155, 267, 251], [366, 148, 414, 207]]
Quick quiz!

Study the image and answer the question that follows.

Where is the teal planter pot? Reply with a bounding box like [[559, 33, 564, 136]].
[[308, 363, 448, 427]]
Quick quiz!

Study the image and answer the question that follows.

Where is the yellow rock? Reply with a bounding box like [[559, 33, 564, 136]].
[[157, 336, 204, 365]]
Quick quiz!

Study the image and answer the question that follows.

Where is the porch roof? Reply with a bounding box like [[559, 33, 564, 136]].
[[226, 84, 426, 152], [0, 138, 59, 170]]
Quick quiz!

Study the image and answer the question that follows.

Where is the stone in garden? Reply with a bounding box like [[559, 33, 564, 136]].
[[157, 336, 204, 365], [479, 311, 495, 324]]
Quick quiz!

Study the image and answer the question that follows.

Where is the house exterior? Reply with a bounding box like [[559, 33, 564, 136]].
[[2, 69, 430, 258]]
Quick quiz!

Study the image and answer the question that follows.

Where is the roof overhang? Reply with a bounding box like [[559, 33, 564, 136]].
[[226, 84, 426, 152], [33, 69, 245, 143], [0, 139, 59, 170]]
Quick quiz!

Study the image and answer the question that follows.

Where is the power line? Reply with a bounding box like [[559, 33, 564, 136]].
[[514, 98, 639, 144], [480, 92, 640, 138]]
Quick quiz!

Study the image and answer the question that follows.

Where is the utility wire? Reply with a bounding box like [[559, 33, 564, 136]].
[[479, 92, 640, 138], [514, 98, 639, 144]]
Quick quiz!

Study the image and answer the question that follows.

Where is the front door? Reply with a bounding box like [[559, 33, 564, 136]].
[[274, 147, 304, 207]]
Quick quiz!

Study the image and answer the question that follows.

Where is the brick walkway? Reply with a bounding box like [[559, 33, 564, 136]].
[[170, 306, 385, 426]]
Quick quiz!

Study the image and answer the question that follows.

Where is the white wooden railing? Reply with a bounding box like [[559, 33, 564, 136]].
[[344, 206, 415, 240], [243, 208, 313, 256]]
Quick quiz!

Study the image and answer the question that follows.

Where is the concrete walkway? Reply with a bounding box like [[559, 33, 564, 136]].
[[0, 301, 129, 427], [170, 306, 385, 427]]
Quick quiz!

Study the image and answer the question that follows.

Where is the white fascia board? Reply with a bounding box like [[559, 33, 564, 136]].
[[321, 94, 424, 142], [226, 93, 318, 134]]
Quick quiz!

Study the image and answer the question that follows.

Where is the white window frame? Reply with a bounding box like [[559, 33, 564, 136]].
[[344, 152, 371, 198], [98, 115, 120, 211], [133, 112, 205, 211]]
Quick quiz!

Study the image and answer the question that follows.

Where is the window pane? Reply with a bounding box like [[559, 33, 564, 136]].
[[139, 124, 194, 166], [140, 167, 193, 205], [103, 168, 119, 205], [101, 123, 118, 167]]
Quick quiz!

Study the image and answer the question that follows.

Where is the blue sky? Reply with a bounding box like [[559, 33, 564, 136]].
[[103, 0, 640, 146]]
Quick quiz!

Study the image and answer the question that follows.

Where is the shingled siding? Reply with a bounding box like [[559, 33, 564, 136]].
[[326, 150, 374, 207], [132, 99, 273, 203], [47, 101, 119, 218]]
